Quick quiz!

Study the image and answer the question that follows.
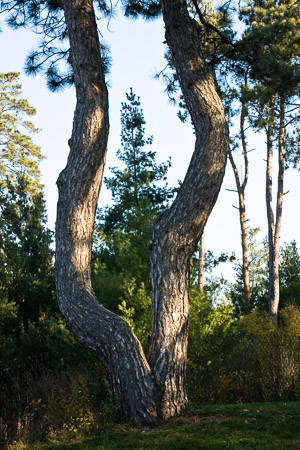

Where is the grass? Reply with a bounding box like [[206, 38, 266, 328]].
[[11, 401, 300, 450]]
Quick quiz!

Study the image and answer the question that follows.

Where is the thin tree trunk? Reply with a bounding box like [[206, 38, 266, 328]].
[[239, 194, 251, 309], [228, 100, 251, 310], [198, 229, 206, 292], [266, 100, 277, 324], [56, 0, 157, 425], [268, 95, 285, 324], [148, 0, 229, 419]]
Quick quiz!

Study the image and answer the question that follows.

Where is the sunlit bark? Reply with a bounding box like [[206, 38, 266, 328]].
[[148, 0, 229, 419]]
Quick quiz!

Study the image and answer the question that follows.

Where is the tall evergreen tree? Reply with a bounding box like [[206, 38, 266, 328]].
[[100, 88, 172, 235], [231, 231, 300, 315], [93, 89, 173, 338], [0, 72, 44, 194], [0, 72, 54, 328], [0, 177, 54, 327]]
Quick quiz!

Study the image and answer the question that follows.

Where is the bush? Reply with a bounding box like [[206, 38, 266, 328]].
[[187, 294, 300, 405], [0, 315, 114, 448]]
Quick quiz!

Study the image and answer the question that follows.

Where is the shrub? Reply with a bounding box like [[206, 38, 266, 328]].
[[0, 315, 114, 448], [187, 296, 300, 405]]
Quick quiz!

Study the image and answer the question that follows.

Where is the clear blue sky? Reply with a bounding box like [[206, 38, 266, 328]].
[[0, 9, 299, 281]]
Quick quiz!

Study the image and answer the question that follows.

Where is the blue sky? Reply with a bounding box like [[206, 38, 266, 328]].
[[0, 9, 299, 281]]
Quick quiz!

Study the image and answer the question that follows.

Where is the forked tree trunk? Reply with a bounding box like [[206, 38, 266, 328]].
[[148, 0, 229, 419], [56, 0, 228, 425]]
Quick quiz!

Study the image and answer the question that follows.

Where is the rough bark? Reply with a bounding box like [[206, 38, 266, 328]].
[[148, 0, 229, 419], [267, 96, 285, 324], [228, 101, 251, 310], [55, 0, 157, 425], [198, 229, 206, 292]]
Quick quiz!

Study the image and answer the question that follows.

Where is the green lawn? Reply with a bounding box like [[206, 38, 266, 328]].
[[13, 401, 300, 449]]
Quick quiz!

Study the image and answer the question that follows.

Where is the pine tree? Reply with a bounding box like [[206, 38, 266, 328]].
[[0, 72, 54, 328], [99, 88, 172, 236], [0, 177, 55, 327], [237, 0, 300, 324], [0, 72, 44, 194], [93, 89, 173, 336]]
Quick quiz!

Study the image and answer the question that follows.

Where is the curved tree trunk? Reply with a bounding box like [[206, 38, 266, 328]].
[[148, 0, 229, 419], [56, 0, 157, 426]]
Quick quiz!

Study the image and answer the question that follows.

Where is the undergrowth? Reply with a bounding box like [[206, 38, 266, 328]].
[[9, 401, 300, 449]]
